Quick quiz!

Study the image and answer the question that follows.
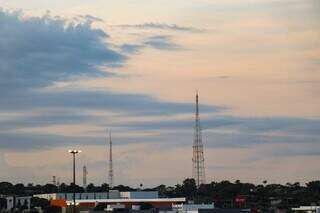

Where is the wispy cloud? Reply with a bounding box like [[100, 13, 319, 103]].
[[143, 35, 182, 50], [115, 23, 202, 33], [120, 35, 183, 54]]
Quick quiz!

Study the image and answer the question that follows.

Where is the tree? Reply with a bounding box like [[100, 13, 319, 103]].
[[13, 183, 25, 195], [154, 184, 167, 197], [42, 184, 58, 193], [113, 185, 135, 191], [59, 183, 67, 190], [181, 178, 197, 200], [86, 183, 97, 192], [306, 181, 320, 193], [0, 182, 14, 194], [31, 197, 50, 210], [100, 183, 110, 192]]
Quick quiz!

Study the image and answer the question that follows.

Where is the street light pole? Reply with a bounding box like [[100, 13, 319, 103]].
[[68, 150, 81, 213]]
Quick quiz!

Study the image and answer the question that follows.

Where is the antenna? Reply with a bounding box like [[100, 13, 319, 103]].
[[108, 130, 114, 188], [52, 176, 56, 186], [83, 166, 88, 191], [192, 91, 206, 187]]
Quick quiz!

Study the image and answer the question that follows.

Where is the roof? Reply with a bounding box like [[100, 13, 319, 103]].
[[292, 206, 320, 211], [66, 198, 186, 204]]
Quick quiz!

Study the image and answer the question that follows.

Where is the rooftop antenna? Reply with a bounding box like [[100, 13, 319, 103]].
[[192, 91, 206, 187], [108, 130, 114, 188]]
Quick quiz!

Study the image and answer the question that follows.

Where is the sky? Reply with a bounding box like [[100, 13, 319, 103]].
[[0, 0, 319, 187]]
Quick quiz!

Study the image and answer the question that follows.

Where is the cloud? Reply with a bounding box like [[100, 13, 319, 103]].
[[2, 114, 318, 152], [120, 35, 183, 54], [116, 23, 202, 32], [0, 89, 221, 114], [144, 35, 182, 50], [264, 144, 320, 157], [0, 8, 319, 185], [101, 115, 320, 152], [77, 15, 104, 23], [0, 9, 184, 95], [0, 9, 222, 152], [115, 115, 320, 137], [120, 44, 144, 54], [0, 9, 125, 96], [0, 9, 202, 116]]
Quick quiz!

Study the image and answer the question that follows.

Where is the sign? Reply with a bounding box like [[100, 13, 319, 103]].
[[234, 195, 247, 204]]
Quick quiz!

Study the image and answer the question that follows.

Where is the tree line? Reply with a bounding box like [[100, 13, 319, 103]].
[[0, 179, 319, 211]]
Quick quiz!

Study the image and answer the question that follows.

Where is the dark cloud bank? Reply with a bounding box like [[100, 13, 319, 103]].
[[0, 9, 181, 97], [0, 9, 124, 95]]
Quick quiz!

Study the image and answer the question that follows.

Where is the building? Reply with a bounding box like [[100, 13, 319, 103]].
[[293, 206, 320, 213], [34, 191, 158, 201], [120, 191, 159, 199], [65, 197, 186, 209], [172, 203, 215, 213], [35, 190, 186, 212], [5, 196, 32, 211], [34, 192, 112, 200]]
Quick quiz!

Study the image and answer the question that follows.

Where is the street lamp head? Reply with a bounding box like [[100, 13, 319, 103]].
[[68, 149, 82, 154]]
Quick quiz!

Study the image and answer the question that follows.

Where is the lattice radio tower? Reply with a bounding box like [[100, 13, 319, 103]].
[[108, 130, 114, 188], [192, 92, 206, 187]]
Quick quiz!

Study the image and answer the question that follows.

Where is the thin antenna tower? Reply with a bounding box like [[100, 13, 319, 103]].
[[108, 130, 114, 188], [192, 91, 206, 187], [83, 166, 88, 191], [52, 176, 56, 186]]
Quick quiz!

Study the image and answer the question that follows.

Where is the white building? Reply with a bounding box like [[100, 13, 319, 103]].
[[6, 196, 32, 211], [172, 203, 215, 213], [293, 206, 320, 213], [34, 190, 158, 201]]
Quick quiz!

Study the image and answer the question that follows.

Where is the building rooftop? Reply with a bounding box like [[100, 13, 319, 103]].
[[66, 197, 186, 204]]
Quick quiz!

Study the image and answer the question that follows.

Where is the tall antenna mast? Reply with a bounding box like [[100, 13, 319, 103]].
[[192, 91, 206, 187], [83, 166, 88, 191], [108, 130, 114, 188]]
